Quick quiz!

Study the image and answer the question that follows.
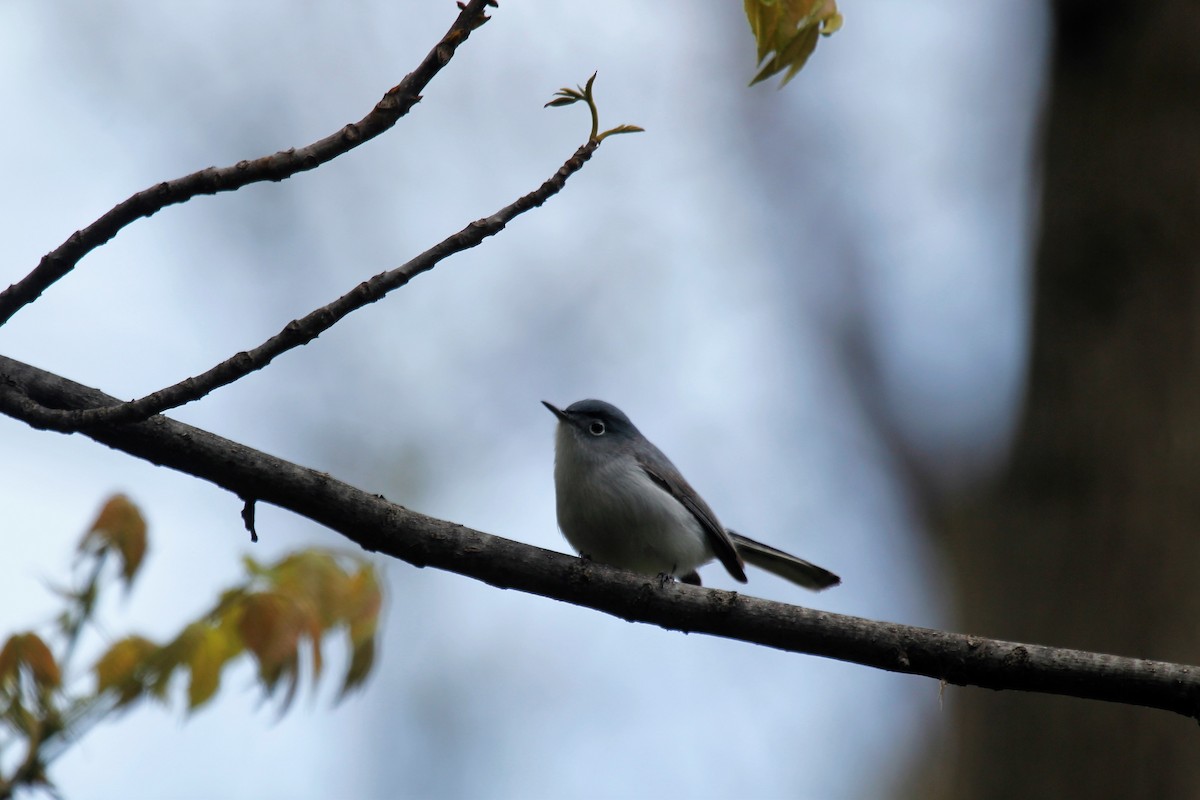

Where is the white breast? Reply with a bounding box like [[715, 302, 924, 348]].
[[553, 426, 713, 578]]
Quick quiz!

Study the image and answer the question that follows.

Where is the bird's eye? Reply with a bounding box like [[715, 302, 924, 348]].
[[588, 421, 606, 436]]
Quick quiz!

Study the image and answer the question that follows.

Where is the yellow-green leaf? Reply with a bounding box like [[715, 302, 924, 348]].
[[186, 625, 238, 710], [335, 566, 381, 697], [94, 635, 157, 705], [745, 0, 842, 87], [146, 621, 205, 700], [270, 551, 346, 627], [344, 566, 383, 628]]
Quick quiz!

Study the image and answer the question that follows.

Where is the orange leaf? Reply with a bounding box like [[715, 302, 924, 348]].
[[237, 592, 302, 671], [273, 652, 301, 712], [0, 635, 19, 686], [0, 632, 61, 690], [340, 634, 376, 698], [81, 494, 148, 586]]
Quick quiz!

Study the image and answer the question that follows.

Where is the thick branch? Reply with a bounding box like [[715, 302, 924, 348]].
[[2, 355, 1199, 721], [0, 0, 495, 326], [14, 140, 599, 432]]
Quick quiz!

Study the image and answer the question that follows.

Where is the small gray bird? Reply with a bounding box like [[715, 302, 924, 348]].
[[543, 399, 839, 590]]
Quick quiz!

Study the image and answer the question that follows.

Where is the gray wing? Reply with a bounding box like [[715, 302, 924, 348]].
[[637, 457, 748, 583]]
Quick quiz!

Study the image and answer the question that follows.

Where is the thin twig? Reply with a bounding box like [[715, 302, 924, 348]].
[[0, 0, 496, 327], [2, 355, 1199, 721], [11, 140, 599, 432]]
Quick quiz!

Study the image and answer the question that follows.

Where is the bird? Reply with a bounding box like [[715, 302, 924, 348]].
[[542, 399, 839, 590]]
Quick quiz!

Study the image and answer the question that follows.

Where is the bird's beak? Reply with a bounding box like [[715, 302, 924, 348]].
[[541, 401, 570, 423]]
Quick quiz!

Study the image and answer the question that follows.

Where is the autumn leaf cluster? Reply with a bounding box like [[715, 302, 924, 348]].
[[0, 495, 382, 797]]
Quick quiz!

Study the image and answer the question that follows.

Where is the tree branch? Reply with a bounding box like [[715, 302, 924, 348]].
[[12, 139, 600, 431], [0, 0, 496, 327], [2, 355, 1199, 721]]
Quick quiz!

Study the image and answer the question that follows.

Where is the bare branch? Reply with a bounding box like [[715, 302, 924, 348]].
[[0, 0, 496, 327], [12, 140, 599, 432], [2, 354, 1199, 721]]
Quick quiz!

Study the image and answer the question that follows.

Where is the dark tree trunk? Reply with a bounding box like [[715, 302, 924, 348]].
[[917, 2, 1200, 796]]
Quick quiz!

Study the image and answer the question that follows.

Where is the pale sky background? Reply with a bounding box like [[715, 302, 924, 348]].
[[0, 2, 1047, 798]]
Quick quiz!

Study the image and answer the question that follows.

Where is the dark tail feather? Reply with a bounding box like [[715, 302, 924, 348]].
[[728, 531, 840, 591]]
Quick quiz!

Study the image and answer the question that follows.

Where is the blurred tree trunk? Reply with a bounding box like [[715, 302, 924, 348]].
[[916, 2, 1200, 796]]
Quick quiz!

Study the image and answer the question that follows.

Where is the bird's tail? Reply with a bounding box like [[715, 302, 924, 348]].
[[728, 531, 840, 590]]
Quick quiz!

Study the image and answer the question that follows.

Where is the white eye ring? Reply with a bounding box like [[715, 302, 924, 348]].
[[588, 421, 606, 436]]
